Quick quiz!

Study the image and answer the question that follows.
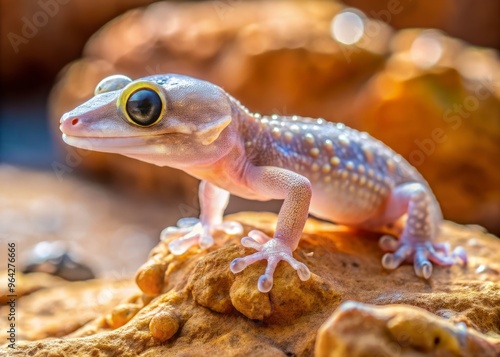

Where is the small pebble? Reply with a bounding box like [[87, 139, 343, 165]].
[[107, 303, 141, 329], [149, 310, 179, 342]]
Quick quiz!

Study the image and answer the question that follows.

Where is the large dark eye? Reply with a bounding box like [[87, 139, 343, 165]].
[[126, 89, 162, 126]]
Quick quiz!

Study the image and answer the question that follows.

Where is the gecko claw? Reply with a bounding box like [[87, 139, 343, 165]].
[[231, 231, 311, 293]]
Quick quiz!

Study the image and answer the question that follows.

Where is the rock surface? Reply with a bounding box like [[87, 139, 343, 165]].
[[0, 276, 138, 342], [48, 1, 500, 234], [316, 302, 499, 357], [2, 212, 499, 356]]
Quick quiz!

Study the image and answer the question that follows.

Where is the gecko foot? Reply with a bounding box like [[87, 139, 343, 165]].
[[379, 235, 467, 279], [230, 230, 311, 293], [162, 217, 243, 255]]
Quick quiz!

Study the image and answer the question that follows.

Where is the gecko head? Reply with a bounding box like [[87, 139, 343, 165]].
[[60, 74, 236, 168]]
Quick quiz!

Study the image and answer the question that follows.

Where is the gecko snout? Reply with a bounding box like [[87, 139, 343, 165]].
[[59, 112, 82, 135]]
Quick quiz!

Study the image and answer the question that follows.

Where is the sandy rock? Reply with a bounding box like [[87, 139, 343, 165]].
[[190, 247, 238, 314], [106, 303, 142, 329], [0, 277, 138, 341], [2, 212, 499, 356], [315, 301, 500, 357], [0, 271, 66, 304]]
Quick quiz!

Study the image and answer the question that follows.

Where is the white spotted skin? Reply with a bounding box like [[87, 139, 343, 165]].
[[240, 112, 437, 228]]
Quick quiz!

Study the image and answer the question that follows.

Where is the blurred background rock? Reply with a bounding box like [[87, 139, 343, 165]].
[[1, 0, 499, 275]]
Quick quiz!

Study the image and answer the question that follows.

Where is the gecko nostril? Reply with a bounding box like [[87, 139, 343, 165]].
[[71, 118, 79, 126]]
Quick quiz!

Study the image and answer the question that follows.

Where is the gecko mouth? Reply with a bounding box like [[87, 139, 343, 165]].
[[61, 133, 166, 153]]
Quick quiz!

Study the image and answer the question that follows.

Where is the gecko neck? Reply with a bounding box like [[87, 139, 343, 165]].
[[227, 98, 282, 168]]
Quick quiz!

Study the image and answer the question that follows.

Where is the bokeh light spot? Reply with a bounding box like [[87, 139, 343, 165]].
[[331, 10, 365, 45], [410, 32, 443, 69]]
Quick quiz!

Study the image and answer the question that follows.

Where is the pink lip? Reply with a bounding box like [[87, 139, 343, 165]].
[[61, 134, 164, 153]]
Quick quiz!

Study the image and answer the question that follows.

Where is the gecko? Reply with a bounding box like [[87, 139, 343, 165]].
[[60, 74, 467, 293]]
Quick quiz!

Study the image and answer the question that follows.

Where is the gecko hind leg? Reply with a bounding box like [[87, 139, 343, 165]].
[[376, 183, 467, 279]]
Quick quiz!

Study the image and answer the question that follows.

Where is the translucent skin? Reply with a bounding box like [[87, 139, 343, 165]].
[[60, 74, 467, 293]]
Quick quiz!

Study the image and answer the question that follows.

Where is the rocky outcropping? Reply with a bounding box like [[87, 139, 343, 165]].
[[2, 212, 499, 356]]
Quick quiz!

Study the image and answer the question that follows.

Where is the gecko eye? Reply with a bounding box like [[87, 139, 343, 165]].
[[125, 89, 163, 126]]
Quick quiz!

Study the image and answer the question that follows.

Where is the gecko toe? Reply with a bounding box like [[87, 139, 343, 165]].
[[427, 242, 467, 266], [176, 217, 200, 228], [415, 260, 433, 279], [381, 245, 412, 270], [219, 221, 243, 235], [241, 236, 263, 250], [230, 252, 264, 273], [160, 226, 191, 240], [379, 235, 400, 251], [258, 274, 273, 293], [427, 246, 455, 266], [296, 263, 311, 281], [258, 256, 280, 292], [168, 235, 199, 255], [248, 230, 272, 244], [283, 255, 311, 280], [433, 242, 451, 255], [414, 247, 433, 279], [453, 246, 467, 265], [230, 258, 248, 273], [198, 233, 214, 249], [382, 253, 399, 270]]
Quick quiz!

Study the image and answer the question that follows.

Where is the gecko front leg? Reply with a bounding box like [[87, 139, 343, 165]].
[[164, 181, 243, 255], [230, 166, 312, 293], [375, 183, 467, 278]]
